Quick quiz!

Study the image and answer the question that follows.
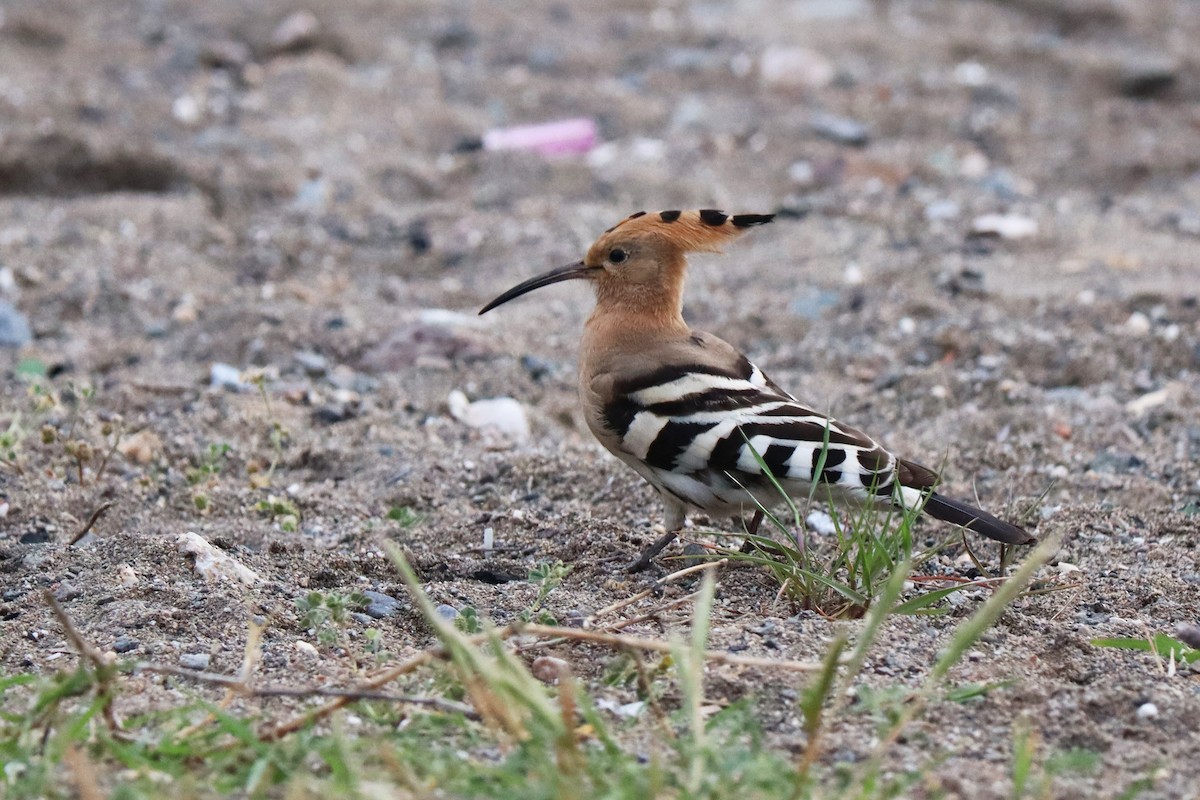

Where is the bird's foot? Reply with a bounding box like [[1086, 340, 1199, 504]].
[[625, 530, 680, 573]]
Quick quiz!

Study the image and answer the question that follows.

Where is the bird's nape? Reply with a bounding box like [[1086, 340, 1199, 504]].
[[478, 261, 600, 314]]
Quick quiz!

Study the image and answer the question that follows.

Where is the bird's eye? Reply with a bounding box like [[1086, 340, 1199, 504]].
[[608, 248, 628, 264]]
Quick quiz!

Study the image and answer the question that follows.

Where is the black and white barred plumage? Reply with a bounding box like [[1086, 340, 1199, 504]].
[[586, 332, 1031, 546]]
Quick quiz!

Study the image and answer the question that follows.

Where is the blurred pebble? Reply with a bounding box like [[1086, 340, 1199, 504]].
[[269, 10, 320, 54], [295, 640, 319, 657], [362, 590, 402, 619], [788, 160, 816, 187], [113, 637, 139, 654], [971, 213, 1038, 239], [434, 604, 459, 621], [811, 112, 869, 146], [210, 363, 249, 391], [791, 0, 868, 19], [200, 38, 252, 70], [180, 653, 211, 671], [1135, 702, 1158, 720], [806, 510, 836, 535], [54, 581, 82, 601], [118, 429, 162, 465], [447, 390, 530, 444], [789, 288, 839, 319], [1115, 56, 1177, 98], [532, 656, 570, 684], [953, 61, 989, 87], [760, 46, 835, 88], [0, 300, 32, 347], [924, 199, 961, 221], [172, 94, 203, 125], [118, 564, 139, 588], [1175, 623, 1200, 650], [1122, 312, 1151, 336], [293, 350, 328, 377]]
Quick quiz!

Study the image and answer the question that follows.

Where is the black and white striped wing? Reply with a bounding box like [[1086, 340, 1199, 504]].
[[602, 357, 929, 511]]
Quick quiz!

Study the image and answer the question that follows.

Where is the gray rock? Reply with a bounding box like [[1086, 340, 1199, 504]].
[[180, 652, 211, 670], [113, 637, 140, 654], [811, 112, 869, 146], [362, 590, 402, 619], [54, 582, 82, 602], [434, 603, 459, 621], [0, 301, 32, 348], [269, 10, 320, 54], [1116, 57, 1177, 99], [293, 350, 328, 377]]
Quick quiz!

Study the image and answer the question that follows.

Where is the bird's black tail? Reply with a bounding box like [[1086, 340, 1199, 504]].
[[923, 492, 1034, 545]]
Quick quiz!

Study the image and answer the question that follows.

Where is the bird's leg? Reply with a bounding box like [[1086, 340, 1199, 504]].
[[738, 509, 765, 553], [626, 503, 686, 573]]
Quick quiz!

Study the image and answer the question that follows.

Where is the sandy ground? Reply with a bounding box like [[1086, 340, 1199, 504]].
[[1, 0, 1198, 797]]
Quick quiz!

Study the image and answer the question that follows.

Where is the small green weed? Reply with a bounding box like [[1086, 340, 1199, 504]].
[[385, 505, 425, 528], [256, 495, 301, 532], [295, 590, 370, 648], [1091, 633, 1200, 664]]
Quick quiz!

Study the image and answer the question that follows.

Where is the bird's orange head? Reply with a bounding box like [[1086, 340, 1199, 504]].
[[479, 209, 773, 325]]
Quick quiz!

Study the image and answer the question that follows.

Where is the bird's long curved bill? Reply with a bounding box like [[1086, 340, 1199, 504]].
[[478, 261, 598, 314]]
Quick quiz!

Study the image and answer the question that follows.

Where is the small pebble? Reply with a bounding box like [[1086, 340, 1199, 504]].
[[269, 10, 320, 53], [759, 46, 835, 89], [1174, 623, 1200, 650], [180, 653, 211, 671], [971, 213, 1038, 240], [1135, 702, 1158, 720], [113, 637, 139, 654], [362, 590, 402, 619], [811, 112, 869, 146], [806, 510, 837, 535], [531, 656, 570, 684], [293, 350, 328, 376], [54, 582, 82, 602], [117, 566, 138, 592], [295, 640, 319, 657], [209, 363, 249, 392], [1122, 312, 1151, 336], [0, 300, 32, 347], [434, 604, 459, 621], [680, 542, 710, 567], [447, 390, 531, 445]]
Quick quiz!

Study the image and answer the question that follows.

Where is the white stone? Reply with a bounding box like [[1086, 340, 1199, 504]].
[[210, 362, 249, 391], [447, 390, 530, 444], [177, 531, 261, 586], [118, 564, 139, 588], [760, 46, 835, 89], [806, 510, 837, 536], [1122, 312, 1152, 336], [953, 61, 989, 87], [1136, 702, 1158, 720], [972, 213, 1038, 239]]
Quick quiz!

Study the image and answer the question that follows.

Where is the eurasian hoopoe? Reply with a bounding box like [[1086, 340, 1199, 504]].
[[480, 210, 1034, 569]]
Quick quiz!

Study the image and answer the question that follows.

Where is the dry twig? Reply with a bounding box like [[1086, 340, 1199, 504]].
[[69, 501, 114, 545], [42, 590, 121, 731]]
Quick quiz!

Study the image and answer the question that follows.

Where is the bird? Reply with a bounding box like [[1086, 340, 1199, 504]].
[[479, 209, 1034, 570]]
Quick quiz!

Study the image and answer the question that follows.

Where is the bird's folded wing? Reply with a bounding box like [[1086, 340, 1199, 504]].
[[601, 357, 922, 497]]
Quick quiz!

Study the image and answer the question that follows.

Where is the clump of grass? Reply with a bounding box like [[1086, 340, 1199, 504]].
[[713, 438, 965, 618], [256, 495, 301, 532]]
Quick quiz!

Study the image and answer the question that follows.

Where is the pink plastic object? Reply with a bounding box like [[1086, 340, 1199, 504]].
[[482, 118, 598, 157]]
